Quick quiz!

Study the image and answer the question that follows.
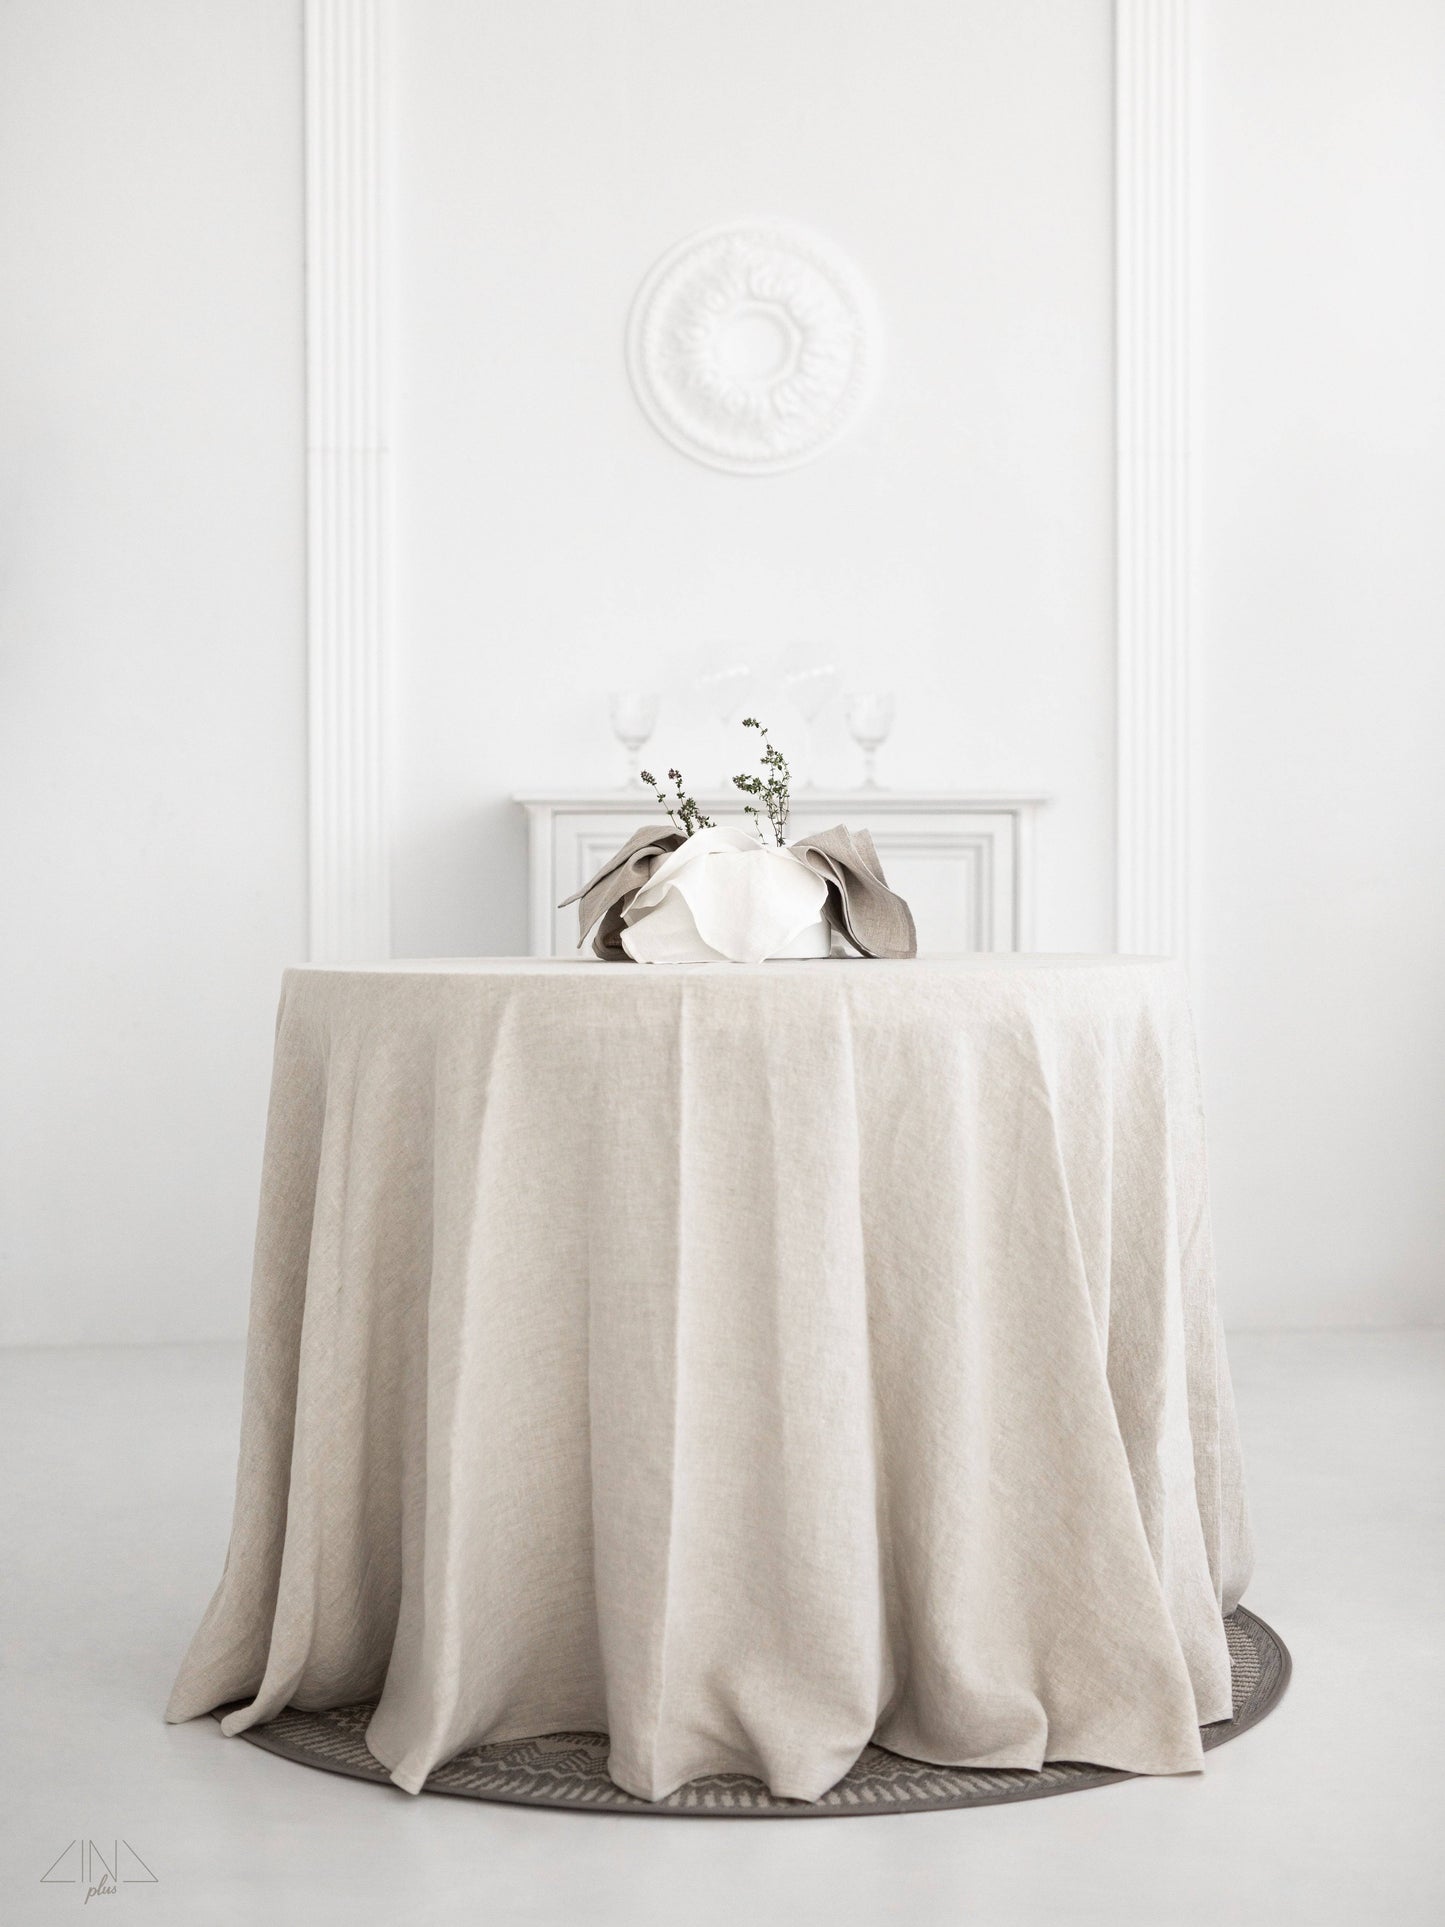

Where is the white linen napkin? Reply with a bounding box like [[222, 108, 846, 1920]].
[[621, 825, 831, 964]]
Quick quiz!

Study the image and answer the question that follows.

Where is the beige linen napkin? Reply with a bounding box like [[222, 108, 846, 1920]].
[[559, 824, 687, 960], [562, 822, 917, 961], [790, 826, 918, 960]]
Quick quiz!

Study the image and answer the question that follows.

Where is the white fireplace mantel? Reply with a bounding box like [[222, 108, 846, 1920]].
[[518, 791, 1049, 959]]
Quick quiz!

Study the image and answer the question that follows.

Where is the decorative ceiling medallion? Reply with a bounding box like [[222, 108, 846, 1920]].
[[626, 220, 880, 475]]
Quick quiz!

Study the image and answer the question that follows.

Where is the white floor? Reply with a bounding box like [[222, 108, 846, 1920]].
[[2, 1332, 1442, 1927]]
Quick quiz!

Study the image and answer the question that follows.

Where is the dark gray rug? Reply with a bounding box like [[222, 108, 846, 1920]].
[[219, 1606, 1289, 1817]]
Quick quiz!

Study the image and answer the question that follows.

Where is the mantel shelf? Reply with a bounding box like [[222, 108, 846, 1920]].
[[515, 790, 1052, 812]]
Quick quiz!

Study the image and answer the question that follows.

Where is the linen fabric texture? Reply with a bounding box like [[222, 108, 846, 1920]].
[[167, 957, 1253, 1803], [562, 822, 918, 961]]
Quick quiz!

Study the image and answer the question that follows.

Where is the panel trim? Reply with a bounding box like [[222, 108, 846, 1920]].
[[1116, 0, 1199, 962], [305, 0, 392, 961]]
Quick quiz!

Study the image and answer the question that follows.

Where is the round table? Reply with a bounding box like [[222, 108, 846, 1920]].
[[167, 957, 1253, 1802]]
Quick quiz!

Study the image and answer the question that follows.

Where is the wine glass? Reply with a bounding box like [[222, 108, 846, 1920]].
[[782, 662, 842, 788], [846, 691, 895, 789], [609, 691, 658, 788], [697, 664, 759, 781]]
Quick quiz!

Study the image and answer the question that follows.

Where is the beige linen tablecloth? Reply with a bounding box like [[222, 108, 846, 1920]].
[[167, 957, 1252, 1802]]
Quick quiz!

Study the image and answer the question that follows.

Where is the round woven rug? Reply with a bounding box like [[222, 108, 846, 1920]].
[[220, 1606, 1288, 1818]]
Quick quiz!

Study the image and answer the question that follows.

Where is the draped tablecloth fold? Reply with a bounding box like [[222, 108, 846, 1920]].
[[167, 956, 1252, 1801]]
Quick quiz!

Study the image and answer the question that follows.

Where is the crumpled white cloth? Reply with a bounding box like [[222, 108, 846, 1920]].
[[166, 957, 1253, 1803], [621, 825, 831, 963]]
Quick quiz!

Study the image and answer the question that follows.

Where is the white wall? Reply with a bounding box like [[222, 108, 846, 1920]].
[[1200, 0, 1445, 1329], [389, 0, 1116, 959], [0, 0, 307, 1345], [2, 0, 1440, 1345]]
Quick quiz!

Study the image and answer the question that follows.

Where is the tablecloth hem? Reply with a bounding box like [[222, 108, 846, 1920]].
[[377, 1715, 1209, 1803], [310, 1724, 1208, 1804]]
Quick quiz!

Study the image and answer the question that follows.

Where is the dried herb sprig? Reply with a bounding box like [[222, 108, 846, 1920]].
[[640, 766, 714, 838], [732, 717, 791, 847]]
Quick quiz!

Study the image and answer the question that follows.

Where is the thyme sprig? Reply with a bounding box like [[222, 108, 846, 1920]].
[[639, 719, 793, 846], [732, 717, 791, 847], [640, 766, 714, 838]]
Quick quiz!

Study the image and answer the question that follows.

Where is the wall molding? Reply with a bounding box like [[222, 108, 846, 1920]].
[[305, 4, 1193, 963], [305, 0, 392, 961], [626, 219, 880, 474], [1115, 0, 1199, 962]]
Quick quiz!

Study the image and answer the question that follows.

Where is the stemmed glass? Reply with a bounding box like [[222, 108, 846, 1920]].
[[782, 663, 842, 788], [609, 691, 658, 788], [846, 692, 895, 789], [697, 664, 759, 782]]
